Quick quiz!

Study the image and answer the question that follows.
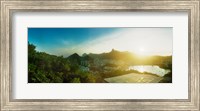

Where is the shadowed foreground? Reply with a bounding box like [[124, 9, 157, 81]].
[[104, 73, 163, 83]]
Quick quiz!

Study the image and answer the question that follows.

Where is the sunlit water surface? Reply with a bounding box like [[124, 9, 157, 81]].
[[128, 65, 171, 77]]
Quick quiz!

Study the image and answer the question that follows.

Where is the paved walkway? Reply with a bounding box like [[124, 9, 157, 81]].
[[104, 73, 163, 83]]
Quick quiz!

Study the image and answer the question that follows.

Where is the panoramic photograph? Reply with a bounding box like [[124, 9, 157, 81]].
[[28, 28, 172, 83]]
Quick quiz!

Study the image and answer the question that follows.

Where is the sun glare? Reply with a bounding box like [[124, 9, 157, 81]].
[[136, 47, 147, 56], [75, 28, 172, 57], [139, 48, 144, 52]]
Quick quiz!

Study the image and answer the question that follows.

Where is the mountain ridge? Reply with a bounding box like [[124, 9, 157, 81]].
[[66, 49, 172, 66]]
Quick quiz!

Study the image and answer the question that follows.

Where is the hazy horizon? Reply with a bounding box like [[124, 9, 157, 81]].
[[28, 28, 172, 57]]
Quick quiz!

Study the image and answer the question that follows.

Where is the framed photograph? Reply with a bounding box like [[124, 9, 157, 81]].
[[0, 0, 199, 110], [28, 27, 172, 83]]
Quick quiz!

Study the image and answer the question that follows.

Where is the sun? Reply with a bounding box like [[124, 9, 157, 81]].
[[139, 48, 144, 52], [137, 47, 146, 56]]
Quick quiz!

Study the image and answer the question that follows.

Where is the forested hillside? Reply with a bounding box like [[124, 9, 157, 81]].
[[28, 43, 99, 83]]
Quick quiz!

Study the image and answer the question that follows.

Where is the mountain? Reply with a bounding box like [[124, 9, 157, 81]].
[[66, 49, 172, 66], [88, 49, 136, 62], [67, 53, 81, 64]]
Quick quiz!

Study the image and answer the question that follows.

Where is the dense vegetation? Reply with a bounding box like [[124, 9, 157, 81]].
[[28, 43, 172, 83], [28, 43, 99, 83]]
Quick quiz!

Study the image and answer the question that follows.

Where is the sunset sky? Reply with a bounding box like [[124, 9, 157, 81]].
[[28, 28, 172, 57]]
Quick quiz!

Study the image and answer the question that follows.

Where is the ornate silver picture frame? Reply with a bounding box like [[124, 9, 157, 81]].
[[0, 0, 199, 110]]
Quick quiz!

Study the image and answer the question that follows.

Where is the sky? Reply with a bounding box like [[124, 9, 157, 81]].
[[28, 28, 172, 57]]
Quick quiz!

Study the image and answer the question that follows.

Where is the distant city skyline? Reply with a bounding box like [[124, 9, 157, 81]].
[[28, 28, 173, 57]]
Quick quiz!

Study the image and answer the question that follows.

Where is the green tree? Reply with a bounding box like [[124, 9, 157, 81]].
[[70, 78, 80, 83]]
